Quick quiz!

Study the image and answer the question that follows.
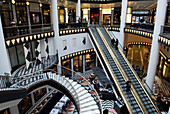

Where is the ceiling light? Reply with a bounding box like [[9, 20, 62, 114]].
[[26, 2, 29, 5], [12, 0, 15, 4]]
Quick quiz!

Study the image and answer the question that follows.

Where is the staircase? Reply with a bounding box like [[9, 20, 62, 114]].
[[0, 71, 101, 114]]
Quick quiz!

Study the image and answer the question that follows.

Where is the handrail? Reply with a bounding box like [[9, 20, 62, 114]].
[[41, 62, 103, 114], [26, 90, 54, 114], [7, 68, 81, 113], [104, 27, 161, 113], [12, 55, 57, 77], [89, 27, 134, 114], [4, 23, 52, 29], [96, 27, 145, 113]]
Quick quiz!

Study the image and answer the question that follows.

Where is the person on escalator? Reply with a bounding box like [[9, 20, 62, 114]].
[[115, 39, 118, 50], [126, 79, 131, 91], [111, 38, 115, 46]]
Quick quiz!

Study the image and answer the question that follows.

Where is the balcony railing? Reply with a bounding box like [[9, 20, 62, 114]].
[[3, 23, 53, 38]]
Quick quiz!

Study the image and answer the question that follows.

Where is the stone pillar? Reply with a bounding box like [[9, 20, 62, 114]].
[[120, 0, 128, 51], [65, 8, 68, 23], [76, 0, 81, 23], [83, 55, 86, 72], [0, 15, 11, 75], [51, 0, 61, 73], [9, 105, 19, 114], [99, 8, 102, 25], [26, 2, 31, 33], [111, 8, 114, 26], [146, 0, 167, 89], [12, 4, 17, 23]]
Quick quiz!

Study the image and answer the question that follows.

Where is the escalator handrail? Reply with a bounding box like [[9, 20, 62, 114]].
[[104, 27, 161, 113]]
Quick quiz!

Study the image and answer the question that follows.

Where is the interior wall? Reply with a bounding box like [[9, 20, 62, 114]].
[[59, 33, 93, 57]]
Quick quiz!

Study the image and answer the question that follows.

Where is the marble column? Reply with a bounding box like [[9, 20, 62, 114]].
[[0, 15, 11, 75], [76, 0, 81, 23], [120, 0, 128, 51], [146, 0, 167, 89]]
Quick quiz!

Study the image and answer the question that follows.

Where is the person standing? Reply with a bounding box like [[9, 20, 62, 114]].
[[126, 79, 131, 91]]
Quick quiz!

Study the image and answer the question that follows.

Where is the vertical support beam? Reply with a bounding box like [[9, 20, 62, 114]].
[[12, 4, 17, 23], [9, 105, 19, 114], [83, 55, 85, 72], [111, 8, 114, 26], [51, 0, 59, 54], [120, 0, 128, 50], [99, 8, 102, 25], [76, 0, 81, 23], [51, 0, 61, 73], [146, 0, 167, 89], [26, 3, 31, 34], [71, 58, 74, 76], [0, 15, 11, 75], [31, 93, 35, 105], [65, 8, 68, 23]]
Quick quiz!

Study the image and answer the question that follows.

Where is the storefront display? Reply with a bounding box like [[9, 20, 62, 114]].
[[18, 94, 32, 114]]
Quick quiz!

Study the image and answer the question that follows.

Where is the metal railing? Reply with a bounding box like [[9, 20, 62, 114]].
[[47, 64, 103, 114], [0, 61, 103, 113], [129, 23, 154, 32], [3, 23, 53, 38], [0, 68, 81, 113], [12, 55, 57, 77]]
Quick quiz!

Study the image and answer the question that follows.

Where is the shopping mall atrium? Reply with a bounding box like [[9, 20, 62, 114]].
[[0, 0, 169, 114]]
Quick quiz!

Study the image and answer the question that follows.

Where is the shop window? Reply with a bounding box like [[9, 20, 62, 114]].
[[85, 53, 96, 71], [73, 56, 79, 72], [30, 12, 41, 24], [18, 94, 32, 114], [42, 4, 51, 24], [59, 9, 65, 23], [79, 55, 83, 73], [163, 62, 170, 81], [62, 59, 71, 76], [16, 2, 27, 25], [33, 88, 47, 102], [82, 9, 88, 22], [0, 108, 10, 114]]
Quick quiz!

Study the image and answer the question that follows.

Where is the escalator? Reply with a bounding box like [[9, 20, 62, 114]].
[[98, 27, 159, 113], [88, 27, 160, 114]]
